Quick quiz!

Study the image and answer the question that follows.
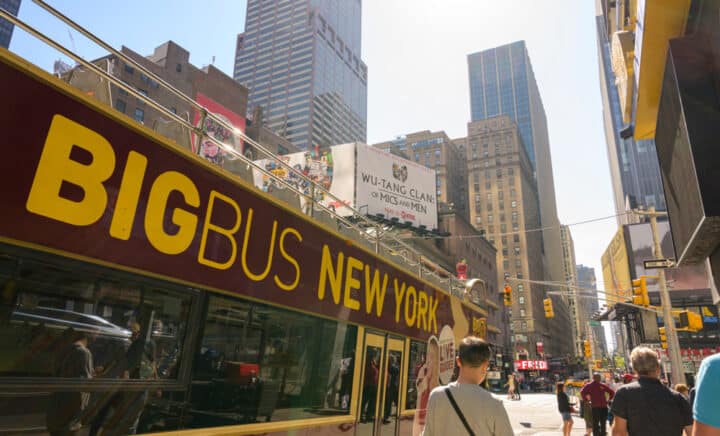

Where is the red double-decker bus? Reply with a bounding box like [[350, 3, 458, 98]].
[[0, 46, 489, 436]]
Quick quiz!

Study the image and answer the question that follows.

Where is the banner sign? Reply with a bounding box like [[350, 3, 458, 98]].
[[515, 360, 548, 370], [0, 51, 485, 343], [252, 143, 355, 216]]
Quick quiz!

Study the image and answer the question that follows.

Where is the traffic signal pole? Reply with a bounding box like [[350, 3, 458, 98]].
[[646, 207, 686, 386]]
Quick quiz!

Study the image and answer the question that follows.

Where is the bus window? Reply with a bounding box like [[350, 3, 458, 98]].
[[405, 340, 428, 410], [186, 295, 357, 428], [0, 246, 196, 435]]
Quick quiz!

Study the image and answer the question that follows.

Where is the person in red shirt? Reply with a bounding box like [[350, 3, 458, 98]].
[[580, 373, 615, 436]]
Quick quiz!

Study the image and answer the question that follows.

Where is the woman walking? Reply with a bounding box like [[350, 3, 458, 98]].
[[556, 383, 574, 436], [505, 374, 516, 400]]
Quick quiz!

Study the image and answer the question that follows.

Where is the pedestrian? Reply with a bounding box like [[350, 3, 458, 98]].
[[46, 329, 94, 436], [580, 373, 614, 436], [673, 384, 689, 401], [608, 376, 621, 426], [692, 353, 720, 436], [557, 382, 575, 436], [505, 373, 515, 400], [581, 398, 593, 436], [421, 336, 513, 436], [514, 374, 522, 400], [610, 346, 692, 436]]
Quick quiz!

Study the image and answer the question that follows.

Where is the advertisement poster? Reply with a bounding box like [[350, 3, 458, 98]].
[[252, 143, 355, 215], [192, 93, 246, 168], [356, 144, 438, 229]]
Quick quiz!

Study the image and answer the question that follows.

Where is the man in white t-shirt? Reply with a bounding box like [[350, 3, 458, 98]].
[[422, 336, 513, 436]]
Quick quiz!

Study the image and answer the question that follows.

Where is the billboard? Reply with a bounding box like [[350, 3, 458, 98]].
[[252, 143, 355, 216], [252, 143, 438, 228], [626, 221, 709, 293], [601, 228, 632, 305], [356, 145, 438, 229], [192, 93, 246, 168]]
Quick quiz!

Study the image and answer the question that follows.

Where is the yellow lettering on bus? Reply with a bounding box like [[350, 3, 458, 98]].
[[197, 190, 241, 270], [364, 266, 387, 317], [404, 285, 417, 327], [428, 296, 439, 334], [110, 151, 148, 240], [145, 171, 199, 255], [343, 256, 362, 311], [274, 227, 302, 291], [240, 208, 277, 281], [26, 115, 115, 226], [318, 245, 343, 304], [416, 290, 429, 331], [393, 279, 406, 323]]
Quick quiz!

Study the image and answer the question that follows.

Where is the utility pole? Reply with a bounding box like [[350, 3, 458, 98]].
[[642, 207, 686, 385]]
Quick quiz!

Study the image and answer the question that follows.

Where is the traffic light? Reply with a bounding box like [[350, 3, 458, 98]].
[[678, 311, 703, 331], [583, 340, 591, 357], [543, 298, 554, 318], [503, 285, 513, 306], [632, 277, 649, 306], [659, 327, 667, 349]]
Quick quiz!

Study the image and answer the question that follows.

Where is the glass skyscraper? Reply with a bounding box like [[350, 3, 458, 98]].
[[595, 14, 666, 222], [234, 0, 367, 150], [468, 41, 538, 167], [0, 0, 21, 49]]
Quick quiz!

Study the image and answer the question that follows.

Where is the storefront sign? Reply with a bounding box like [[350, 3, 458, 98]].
[[514, 360, 548, 370]]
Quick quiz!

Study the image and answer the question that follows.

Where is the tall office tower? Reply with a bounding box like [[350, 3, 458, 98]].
[[560, 225, 582, 357], [466, 115, 572, 359], [577, 264, 607, 358], [595, 7, 665, 225], [234, 0, 367, 150], [0, 0, 21, 49], [374, 130, 468, 220], [467, 41, 564, 292]]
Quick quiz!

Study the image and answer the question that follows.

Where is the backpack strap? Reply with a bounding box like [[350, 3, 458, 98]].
[[444, 387, 476, 436]]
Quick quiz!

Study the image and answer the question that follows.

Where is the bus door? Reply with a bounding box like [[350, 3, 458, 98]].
[[357, 332, 385, 435], [378, 338, 404, 436]]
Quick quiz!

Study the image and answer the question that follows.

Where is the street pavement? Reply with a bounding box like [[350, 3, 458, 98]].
[[495, 393, 589, 435]]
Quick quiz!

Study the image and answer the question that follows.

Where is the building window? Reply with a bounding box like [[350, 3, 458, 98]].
[[514, 234, 520, 243], [520, 309, 526, 317], [114, 99, 126, 113], [508, 167, 515, 176], [176, 63, 182, 73], [123, 63, 134, 74], [496, 169, 502, 178], [501, 236, 507, 245], [485, 182, 491, 189], [486, 193, 492, 201], [512, 212, 518, 223], [518, 296, 525, 304], [503, 260, 509, 270], [502, 248, 508, 257], [500, 214, 505, 222], [499, 202, 504, 211], [511, 200, 517, 208], [518, 284, 524, 291], [134, 108, 145, 123], [500, 224, 507, 233], [510, 189, 516, 198], [474, 183, 480, 192], [498, 190, 504, 200], [475, 216, 482, 225], [521, 321, 528, 330], [515, 259, 521, 268], [487, 203, 493, 212], [514, 247, 521, 255], [487, 215, 493, 223]]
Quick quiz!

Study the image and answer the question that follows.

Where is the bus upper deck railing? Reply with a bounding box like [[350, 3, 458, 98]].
[[0, 1, 482, 305]]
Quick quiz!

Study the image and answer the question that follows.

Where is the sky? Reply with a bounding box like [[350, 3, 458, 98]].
[[9, 0, 617, 345]]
